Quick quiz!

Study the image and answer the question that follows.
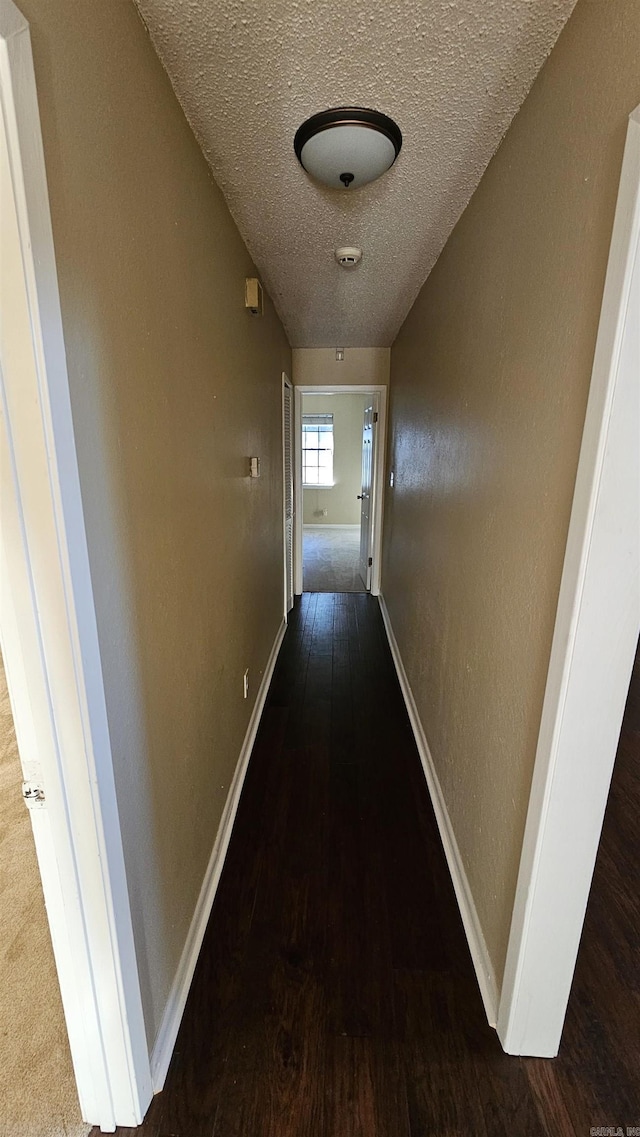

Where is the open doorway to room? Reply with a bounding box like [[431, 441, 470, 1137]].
[[293, 386, 387, 595], [0, 647, 90, 1137], [301, 392, 368, 592]]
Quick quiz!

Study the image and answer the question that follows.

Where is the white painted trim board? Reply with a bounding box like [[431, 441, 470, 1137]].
[[282, 371, 294, 618], [150, 618, 287, 1091], [378, 595, 499, 1027]]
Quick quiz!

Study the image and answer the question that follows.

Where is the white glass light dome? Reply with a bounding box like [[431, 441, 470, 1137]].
[[294, 107, 402, 190]]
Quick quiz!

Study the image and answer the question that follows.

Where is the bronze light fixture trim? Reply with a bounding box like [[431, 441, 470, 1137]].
[[294, 107, 403, 189]]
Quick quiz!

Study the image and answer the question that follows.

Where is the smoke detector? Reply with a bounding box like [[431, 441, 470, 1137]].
[[335, 246, 362, 270]]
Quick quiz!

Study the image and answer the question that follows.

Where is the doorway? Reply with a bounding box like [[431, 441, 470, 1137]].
[[0, 647, 89, 1135], [0, 6, 152, 1125], [293, 385, 387, 595], [283, 373, 294, 615]]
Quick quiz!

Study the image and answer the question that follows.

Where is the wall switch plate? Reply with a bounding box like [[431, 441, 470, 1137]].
[[389, 471, 394, 487], [249, 456, 260, 478], [335, 347, 344, 362], [243, 669, 249, 699]]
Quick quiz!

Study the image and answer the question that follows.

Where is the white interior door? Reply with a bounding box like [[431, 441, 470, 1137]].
[[358, 403, 375, 589], [0, 8, 151, 1125], [283, 376, 294, 614]]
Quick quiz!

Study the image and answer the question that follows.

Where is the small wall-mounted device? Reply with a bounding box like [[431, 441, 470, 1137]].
[[245, 277, 264, 316], [335, 347, 345, 362], [249, 456, 260, 478]]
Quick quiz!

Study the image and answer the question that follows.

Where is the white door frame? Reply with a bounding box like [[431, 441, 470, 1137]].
[[497, 107, 640, 1057], [358, 401, 375, 591], [294, 384, 388, 595], [282, 372, 294, 617], [0, 4, 152, 1129]]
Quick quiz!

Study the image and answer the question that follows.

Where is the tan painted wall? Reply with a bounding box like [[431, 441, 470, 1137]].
[[302, 394, 368, 525], [293, 347, 390, 387], [20, 0, 291, 1045], [382, 0, 640, 989]]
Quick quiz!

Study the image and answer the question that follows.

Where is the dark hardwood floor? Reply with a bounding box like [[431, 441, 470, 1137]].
[[98, 597, 640, 1136]]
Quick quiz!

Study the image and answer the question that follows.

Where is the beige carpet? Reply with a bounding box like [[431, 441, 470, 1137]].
[[0, 650, 90, 1137], [303, 525, 367, 592]]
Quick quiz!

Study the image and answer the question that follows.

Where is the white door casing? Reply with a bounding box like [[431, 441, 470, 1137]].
[[358, 402, 375, 590], [497, 106, 640, 1057], [283, 373, 294, 615], [0, 3, 152, 1128]]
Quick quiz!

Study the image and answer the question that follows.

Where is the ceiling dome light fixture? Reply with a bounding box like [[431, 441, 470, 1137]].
[[294, 107, 402, 190]]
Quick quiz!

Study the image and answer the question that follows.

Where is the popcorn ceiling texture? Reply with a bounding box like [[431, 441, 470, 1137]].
[[135, 0, 576, 347]]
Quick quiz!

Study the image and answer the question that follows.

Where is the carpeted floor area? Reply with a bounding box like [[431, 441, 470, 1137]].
[[0, 650, 90, 1137], [303, 525, 367, 592]]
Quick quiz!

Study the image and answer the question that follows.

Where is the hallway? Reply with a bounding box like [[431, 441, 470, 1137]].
[[97, 594, 639, 1136]]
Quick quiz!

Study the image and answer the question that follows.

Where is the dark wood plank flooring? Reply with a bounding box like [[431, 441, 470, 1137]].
[[98, 597, 640, 1136]]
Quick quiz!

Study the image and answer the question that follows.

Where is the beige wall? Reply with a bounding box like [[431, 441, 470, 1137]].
[[302, 394, 367, 525], [382, 0, 640, 989], [293, 347, 390, 387], [20, 0, 290, 1045]]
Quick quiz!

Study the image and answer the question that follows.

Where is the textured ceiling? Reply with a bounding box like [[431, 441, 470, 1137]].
[[135, 0, 577, 347]]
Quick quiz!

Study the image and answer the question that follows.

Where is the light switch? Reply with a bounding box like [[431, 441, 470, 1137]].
[[249, 456, 260, 478]]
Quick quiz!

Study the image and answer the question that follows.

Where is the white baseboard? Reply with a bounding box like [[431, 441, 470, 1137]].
[[150, 617, 287, 1091], [378, 595, 499, 1028]]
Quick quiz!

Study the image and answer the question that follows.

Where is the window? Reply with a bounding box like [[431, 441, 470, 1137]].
[[302, 413, 334, 486]]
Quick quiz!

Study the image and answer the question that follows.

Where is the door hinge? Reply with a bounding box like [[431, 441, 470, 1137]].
[[368, 557, 373, 566], [22, 781, 46, 810], [373, 412, 378, 423]]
